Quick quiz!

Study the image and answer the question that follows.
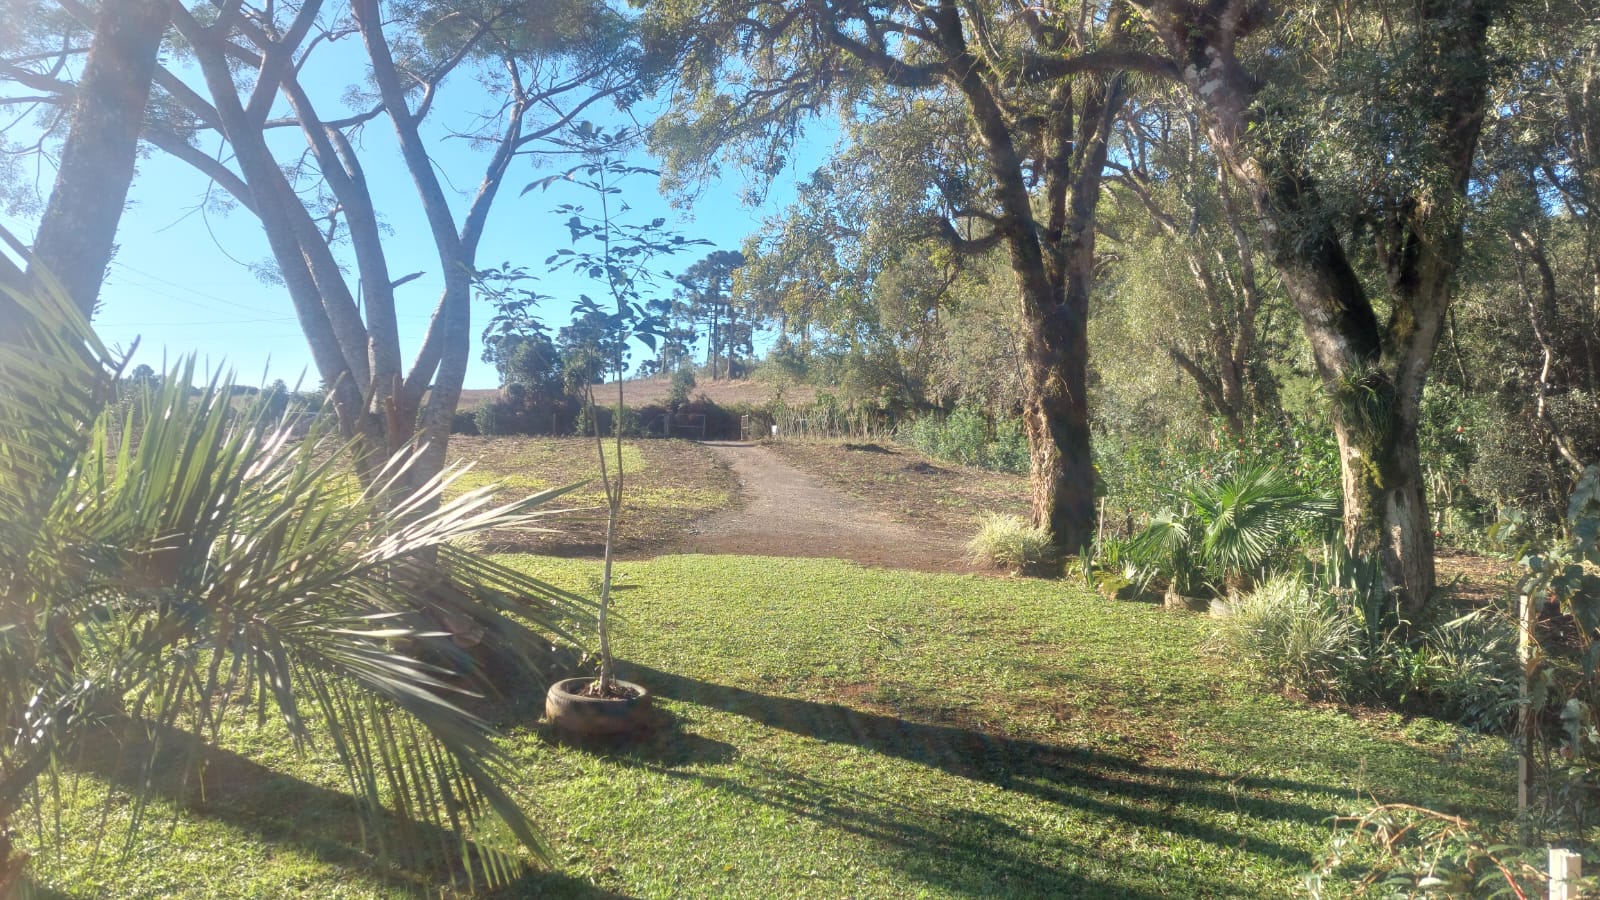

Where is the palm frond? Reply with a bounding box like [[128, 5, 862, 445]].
[[2, 230, 588, 888]]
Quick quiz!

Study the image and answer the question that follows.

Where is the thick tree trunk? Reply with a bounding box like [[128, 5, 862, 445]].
[[28, 0, 169, 318], [1330, 388, 1436, 613], [1138, 0, 1494, 615], [1020, 294, 1096, 553]]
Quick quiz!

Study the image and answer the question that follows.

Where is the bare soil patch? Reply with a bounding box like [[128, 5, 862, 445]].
[[764, 439, 1032, 546], [678, 442, 971, 572]]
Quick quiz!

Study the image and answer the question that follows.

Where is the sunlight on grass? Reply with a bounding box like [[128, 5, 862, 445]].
[[24, 555, 1512, 898]]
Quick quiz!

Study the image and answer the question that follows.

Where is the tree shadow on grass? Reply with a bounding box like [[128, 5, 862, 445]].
[[621, 663, 1375, 870], [59, 720, 620, 899]]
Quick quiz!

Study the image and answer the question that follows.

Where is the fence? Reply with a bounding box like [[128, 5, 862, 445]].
[[767, 404, 894, 441], [651, 412, 707, 439]]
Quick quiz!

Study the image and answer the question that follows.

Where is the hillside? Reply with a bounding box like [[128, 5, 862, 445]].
[[458, 375, 817, 410]]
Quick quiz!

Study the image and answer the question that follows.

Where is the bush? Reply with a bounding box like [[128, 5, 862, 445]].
[[898, 407, 1029, 474], [967, 513, 1057, 575], [452, 408, 480, 435], [1415, 612, 1521, 732], [474, 399, 514, 436], [1209, 574, 1359, 699], [668, 367, 696, 408]]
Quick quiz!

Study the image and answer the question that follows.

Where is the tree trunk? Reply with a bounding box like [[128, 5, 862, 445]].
[[1020, 294, 1096, 553], [1139, 0, 1495, 614], [28, 0, 169, 318]]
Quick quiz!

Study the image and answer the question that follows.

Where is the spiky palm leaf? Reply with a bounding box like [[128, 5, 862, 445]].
[[0, 234, 590, 889], [1186, 465, 1332, 581]]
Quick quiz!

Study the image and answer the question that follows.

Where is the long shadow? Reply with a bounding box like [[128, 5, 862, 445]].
[[62, 719, 617, 899], [630, 754, 1193, 898], [623, 663, 1370, 869]]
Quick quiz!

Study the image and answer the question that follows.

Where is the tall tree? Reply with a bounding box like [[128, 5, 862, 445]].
[[25, 0, 167, 318], [1102, 94, 1281, 435], [2, 0, 639, 490], [1126, 0, 1504, 612], [675, 248, 745, 378], [651, 0, 1161, 550]]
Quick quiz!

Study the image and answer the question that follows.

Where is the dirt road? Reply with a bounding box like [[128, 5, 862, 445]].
[[677, 442, 965, 572]]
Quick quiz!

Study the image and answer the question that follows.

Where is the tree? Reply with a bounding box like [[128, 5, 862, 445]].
[[675, 249, 746, 378], [1100, 93, 1282, 435], [2, 0, 641, 493], [24, 0, 167, 319], [651, 0, 1162, 551], [525, 123, 707, 695], [1127, 0, 1504, 612], [0, 236, 588, 891]]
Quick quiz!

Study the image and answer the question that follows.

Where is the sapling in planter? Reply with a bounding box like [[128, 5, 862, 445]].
[[532, 124, 707, 730]]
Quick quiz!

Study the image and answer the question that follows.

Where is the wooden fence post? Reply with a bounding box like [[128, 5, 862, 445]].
[[1549, 847, 1582, 900]]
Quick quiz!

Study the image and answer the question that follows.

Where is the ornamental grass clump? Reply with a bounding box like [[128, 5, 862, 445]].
[[1208, 573, 1360, 699], [967, 513, 1057, 575]]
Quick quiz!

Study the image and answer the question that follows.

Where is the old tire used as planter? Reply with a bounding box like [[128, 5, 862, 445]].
[[545, 677, 653, 738]]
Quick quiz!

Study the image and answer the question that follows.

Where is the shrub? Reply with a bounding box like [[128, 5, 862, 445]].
[[668, 367, 696, 408], [1416, 611, 1521, 732], [452, 408, 480, 435], [898, 407, 1029, 474], [475, 398, 515, 436], [1209, 574, 1360, 699], [967, 513, 1057, 575]]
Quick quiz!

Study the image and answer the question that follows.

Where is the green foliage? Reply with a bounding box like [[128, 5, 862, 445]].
[[1309, 804, 1562, 899], [453, 407, 481, 435], [0, 240, 591, 886], [1129, 465, 1336, 595], [898, 407, 1030, 474], [1211, 552, 1521, 731], [667, 366, 696, 407], [1095, 420, 1340, 538], [1187, 466, 1337, 579], [1210, 574, 1359, 699], [965, 513, 1057, 575]]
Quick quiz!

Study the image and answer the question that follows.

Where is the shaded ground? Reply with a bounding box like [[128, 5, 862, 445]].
[[25, 557, 1514, 898], [677, 442, 967, 573]]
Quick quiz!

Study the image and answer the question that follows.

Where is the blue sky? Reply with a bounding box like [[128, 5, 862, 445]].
[[1, 51, 832, 389]]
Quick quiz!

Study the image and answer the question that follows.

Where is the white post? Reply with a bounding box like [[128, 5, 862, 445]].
[[1550, 847, 1582, 900]]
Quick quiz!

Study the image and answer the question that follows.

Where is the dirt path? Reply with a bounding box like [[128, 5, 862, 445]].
[[676, 442, 966, 573]]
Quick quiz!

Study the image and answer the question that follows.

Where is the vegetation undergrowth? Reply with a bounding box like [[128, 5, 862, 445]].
[[966, 512, 1057, 575], [22, 555, 1513, 898]]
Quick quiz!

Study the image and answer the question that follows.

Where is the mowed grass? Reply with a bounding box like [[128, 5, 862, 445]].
[[22, 555, 1511, 898]]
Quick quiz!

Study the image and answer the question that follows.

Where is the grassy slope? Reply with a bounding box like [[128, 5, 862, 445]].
[[25, 556, 1510, 899], [442, 437, 736, 555]]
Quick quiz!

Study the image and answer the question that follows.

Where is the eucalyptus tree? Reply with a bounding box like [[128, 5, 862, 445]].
[[1122, 0, 1507, 612], [1099, 91, 1284, 436], [0, 0, 640, 490], [651, 0, 1164, 550]]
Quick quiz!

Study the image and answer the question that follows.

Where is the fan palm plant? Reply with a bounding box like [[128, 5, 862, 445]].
[[1187, 465, 1337, 589], [1130, 465, 1337, 600], [0, 231, 589, 892]]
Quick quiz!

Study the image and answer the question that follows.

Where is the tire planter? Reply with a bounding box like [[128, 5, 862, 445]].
[[545, 677, 653, 737]]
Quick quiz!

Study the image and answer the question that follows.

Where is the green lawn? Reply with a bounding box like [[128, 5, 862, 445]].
[[23, 556, 1510, 898]]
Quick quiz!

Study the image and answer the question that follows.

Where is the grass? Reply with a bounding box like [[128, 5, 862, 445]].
[[966, 512, 1057, 574], [442, 437, 736, 555], [21, 555, 1512, 898]]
